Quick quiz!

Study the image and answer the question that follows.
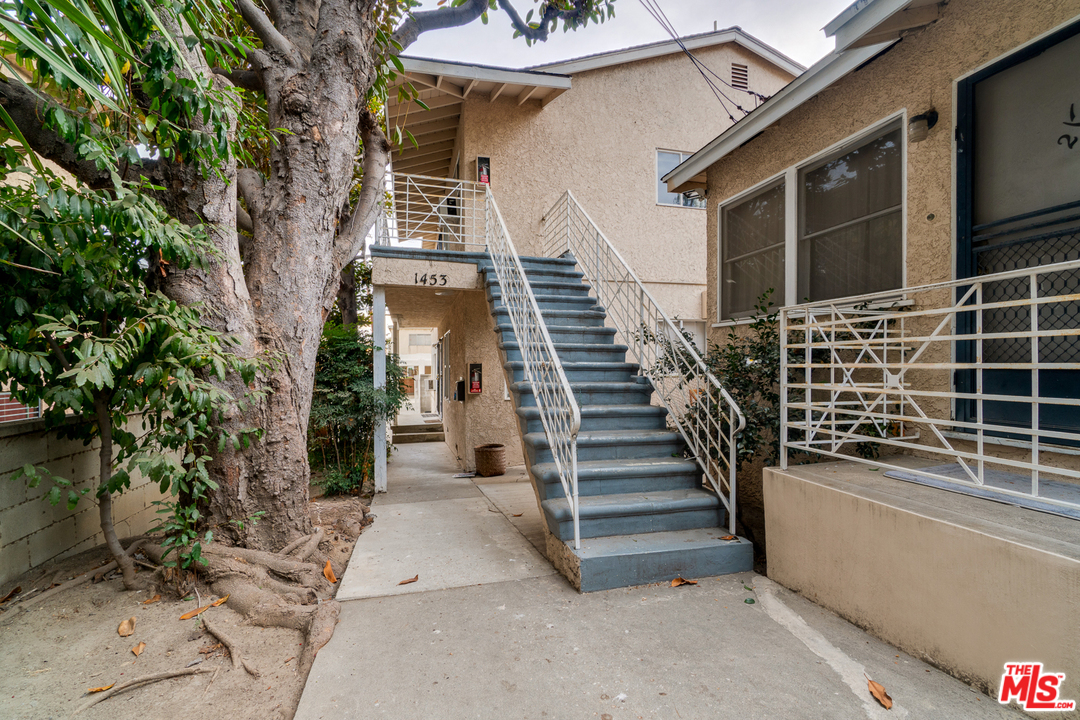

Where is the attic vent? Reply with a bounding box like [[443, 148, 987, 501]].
[[731, 63, 749, 91]]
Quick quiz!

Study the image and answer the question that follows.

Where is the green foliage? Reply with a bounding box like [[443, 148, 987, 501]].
[[703, 290, 786, 471], [0, 167, 264, 569], [309, 323, 408, 495]]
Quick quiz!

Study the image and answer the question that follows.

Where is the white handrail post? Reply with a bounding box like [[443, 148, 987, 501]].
[[780, 307, 789, 471]]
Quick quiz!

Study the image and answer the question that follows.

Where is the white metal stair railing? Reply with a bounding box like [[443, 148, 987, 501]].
[[779, 259, 1080, 512], [484, 189, 584, 549], [373, 173, 488, 251], [541, 190, 747, 534]]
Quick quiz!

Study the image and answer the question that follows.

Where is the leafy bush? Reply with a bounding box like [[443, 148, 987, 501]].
[[308, 323, 408, 494]]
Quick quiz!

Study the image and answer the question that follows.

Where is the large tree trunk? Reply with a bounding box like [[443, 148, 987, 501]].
[[153, 0, 382, 549]]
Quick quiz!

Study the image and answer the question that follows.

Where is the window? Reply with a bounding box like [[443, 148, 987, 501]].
[[731, 63, 749, 91], [408, 333, 431, 347], [0, 390, 40, 425], [716, 118, 905, 322], [798, 124, 903, 302], [657, 151, 705, 208], [720, 180, 786, 320]]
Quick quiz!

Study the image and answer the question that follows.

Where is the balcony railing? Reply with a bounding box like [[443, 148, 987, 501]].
[[373, 173, 488, 252], [780, 259, 1080, 513]]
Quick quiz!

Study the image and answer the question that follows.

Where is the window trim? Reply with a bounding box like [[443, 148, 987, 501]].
[[714, 112, 908, 327], [656, 149, 707, 209]]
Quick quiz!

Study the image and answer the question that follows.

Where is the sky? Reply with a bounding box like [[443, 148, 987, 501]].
[[405, 0, 857, 71]]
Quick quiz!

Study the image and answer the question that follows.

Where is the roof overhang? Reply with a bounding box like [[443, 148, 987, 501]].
[[824, 0, 943, 52], [386, 58, 570, 178], [663, 40, 895, 192], [530, 27, 804, 77]]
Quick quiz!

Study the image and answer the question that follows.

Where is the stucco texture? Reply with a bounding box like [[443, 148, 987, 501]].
[[436, 290, 524, 471], [462, 43, 793, 321], [705, 0, 1080, 335]]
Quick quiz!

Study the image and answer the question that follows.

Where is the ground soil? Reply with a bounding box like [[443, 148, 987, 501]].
[[0, 494, 368, 720]]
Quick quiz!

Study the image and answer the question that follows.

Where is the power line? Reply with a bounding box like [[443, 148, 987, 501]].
[[638, 0, 770, 121]]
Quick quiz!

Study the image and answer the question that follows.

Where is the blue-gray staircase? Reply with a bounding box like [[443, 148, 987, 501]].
[[479, 255, 753, 592]]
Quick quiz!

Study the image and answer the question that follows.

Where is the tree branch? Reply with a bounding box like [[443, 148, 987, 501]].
[[498, 0, 592, 42], [41, 330, 73, 372], [0, 77, 162, 189], [236, 168, 265, 216], [391, 0, 488, 53], [236, 0, 305, 66], [333, 111, 390, 270], [236, 206, 254, 234], [212, 67, 265, 93]]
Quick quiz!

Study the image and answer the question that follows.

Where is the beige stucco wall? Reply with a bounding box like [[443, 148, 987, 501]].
[[0, 418, 166, 586], [436, 290, 524, 471], [764, 465, 1080, 695], [704, 0, 1080, 335], [461, 43, 794, 322]]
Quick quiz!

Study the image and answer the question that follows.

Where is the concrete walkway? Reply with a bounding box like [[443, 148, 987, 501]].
[[296, 442, 1021, 720]]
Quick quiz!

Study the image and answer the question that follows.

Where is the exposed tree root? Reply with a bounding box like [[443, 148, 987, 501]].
[[143, 542, 341, 678], [71, 667, 211, 716], [291, 529, 324, 562], [276, 533, 313, 557], [0, 539, 148, 627], [203, 617, 261, 677]]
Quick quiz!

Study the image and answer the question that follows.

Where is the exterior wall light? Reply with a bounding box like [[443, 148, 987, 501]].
[[908, 110, 938, 143]]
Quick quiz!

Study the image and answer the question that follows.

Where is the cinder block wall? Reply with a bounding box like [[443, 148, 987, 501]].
[[0, 418, 167, 586]]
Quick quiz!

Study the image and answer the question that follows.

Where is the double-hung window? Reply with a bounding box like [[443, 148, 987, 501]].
[[798, 124, 903, 302], [720, 180, 786, 320], [717, 119, 904, 321], [657, 150, 705, 208]]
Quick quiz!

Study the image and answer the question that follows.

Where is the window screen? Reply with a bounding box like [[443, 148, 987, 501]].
[[408, 333, 431, 347], [798, 125, 903, 302], [721, 180, 786, 319]]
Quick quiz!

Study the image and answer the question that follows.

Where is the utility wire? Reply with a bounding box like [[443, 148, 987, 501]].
[[638, 0, 770, 121]]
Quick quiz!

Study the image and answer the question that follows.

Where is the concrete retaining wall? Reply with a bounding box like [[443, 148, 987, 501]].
[[0, 418, 166, 586], [763, 464, 1080, 695]]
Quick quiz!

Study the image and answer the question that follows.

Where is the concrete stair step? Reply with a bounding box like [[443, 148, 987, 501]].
[[511, 380, 653, 407], [492, 306, 607, 327], [500, 340, 628, 364], [495, 323, 617, 345], [524, 428, 684, 464], [504, 360, 638, 385], [530, 456, 701, 499], [394, 431, 445, 444], [490, 292, 599, 313], [484, 276, 593, 297], [516, 404, 668, 434], [541, 488, 723, 540], [391, 423, 443, 434], [568, 528, 753, 592]]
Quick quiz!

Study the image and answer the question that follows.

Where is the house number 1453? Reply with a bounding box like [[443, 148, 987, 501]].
[[415, 272, 448, 286]]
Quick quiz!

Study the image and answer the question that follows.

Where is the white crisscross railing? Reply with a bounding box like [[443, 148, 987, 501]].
[[780, 259, 1080, 512], [541, 191, 746, 534], [374, 173, 488, 251]]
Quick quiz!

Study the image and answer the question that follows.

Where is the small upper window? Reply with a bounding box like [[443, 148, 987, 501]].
[[408, 333, 432, 347], [731, 63, 749, 91], [657, 151, 705, 208]]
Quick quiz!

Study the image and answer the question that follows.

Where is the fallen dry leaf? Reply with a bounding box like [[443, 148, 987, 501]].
[[0, 585, 22, 604], [117, 616, 136, 636], [398, 575, 419, 586], [141, 594, 161, 605], [131, 641, 146, 657], [179, 604, 210, 621], [88, 683, 115, 693], [323, 560, 337, 584], [210, 594, 229, 607], [720, 535, 737, 541], [511, 513, 524, 517], [671, 577, 698, 587], [867, 677, 893, 709]]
